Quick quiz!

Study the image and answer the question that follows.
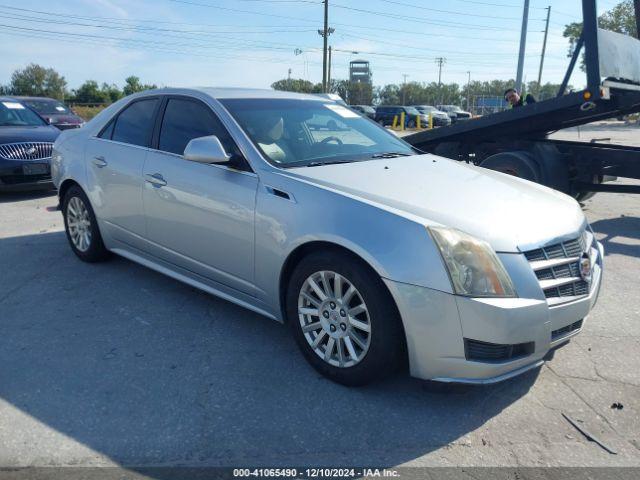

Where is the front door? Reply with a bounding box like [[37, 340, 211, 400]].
[[142, 97, 258, 295]]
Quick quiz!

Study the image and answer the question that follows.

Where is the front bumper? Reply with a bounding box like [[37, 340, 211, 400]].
[[384, 240, 603, 384], [0, 158, 53, 191], [432, 116, 451, 127]]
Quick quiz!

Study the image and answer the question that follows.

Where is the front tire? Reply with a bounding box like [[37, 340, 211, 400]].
[[62, 185, 110, 263], [286, 251, 404, 386]]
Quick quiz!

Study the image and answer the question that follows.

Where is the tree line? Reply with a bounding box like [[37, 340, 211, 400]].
[[272, 77, 568, 107], [0, 63, 156, 104]]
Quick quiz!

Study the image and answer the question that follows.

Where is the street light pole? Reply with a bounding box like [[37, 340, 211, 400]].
[[537, 6, 551, 98], [322, 0, 329, 92], [435, 57, 446, 86], [466, 71, 471, 111], [515, 0, 530, 93], [402, 74, 409, 105], [328, 46, 332, 90]]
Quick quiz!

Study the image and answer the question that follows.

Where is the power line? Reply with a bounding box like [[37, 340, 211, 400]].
[[0, 4, 316, 31], [446, 0, 547, 8], [373, 0, 537, 20], [0, 4, 557, 59], [330, 2, 523, 30]]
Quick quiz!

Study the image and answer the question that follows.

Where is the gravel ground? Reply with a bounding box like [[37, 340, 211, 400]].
[[0, 125, 638, 471]]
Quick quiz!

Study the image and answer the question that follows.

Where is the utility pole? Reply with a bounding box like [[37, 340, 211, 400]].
[[515, 0, 530, 93], [318, 0, 334, 93], [536, 6, 551, 98], [435, 57, 446, 86], [635, 0, 640, 38], [466, 71, 471, 111], [402, 74, 409, 106]]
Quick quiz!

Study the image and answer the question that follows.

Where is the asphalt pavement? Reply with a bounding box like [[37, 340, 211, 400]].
[[0, 164, 639, 470]]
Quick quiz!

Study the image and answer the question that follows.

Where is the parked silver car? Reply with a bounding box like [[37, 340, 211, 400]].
[[52, 88, 603, 386]]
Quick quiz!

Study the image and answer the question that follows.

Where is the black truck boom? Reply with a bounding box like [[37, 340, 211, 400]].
[[405, 0, 640, 198]]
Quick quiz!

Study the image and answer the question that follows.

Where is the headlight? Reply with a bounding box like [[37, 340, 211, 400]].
[[429, 227, 517, 298]]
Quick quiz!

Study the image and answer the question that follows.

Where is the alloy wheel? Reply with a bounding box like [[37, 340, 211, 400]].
[[66, 196, 92, 252], [298, 270, 372, 368]]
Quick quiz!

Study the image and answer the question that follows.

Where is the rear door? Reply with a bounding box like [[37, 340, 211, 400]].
[[141, 96, 259, 295], [85, 97, 160, 246]]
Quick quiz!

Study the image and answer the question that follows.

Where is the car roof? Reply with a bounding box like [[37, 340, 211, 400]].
[[11, 96, 59, 102], [0, 96, 26, 103], [138, 87, 330, 101]]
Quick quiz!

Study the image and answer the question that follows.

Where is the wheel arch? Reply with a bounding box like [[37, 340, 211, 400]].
[[278, 240, 409, 366], [58, 178, 82, 205], [279, 241, 395, 322]]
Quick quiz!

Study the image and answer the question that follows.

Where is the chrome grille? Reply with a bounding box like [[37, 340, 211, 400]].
[[524, 237, 585, 262], [0, 142, 53, 161], [523, 231, 593, 304]]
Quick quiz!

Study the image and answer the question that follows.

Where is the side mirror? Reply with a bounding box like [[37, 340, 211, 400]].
[[183, 135, 231, 164]]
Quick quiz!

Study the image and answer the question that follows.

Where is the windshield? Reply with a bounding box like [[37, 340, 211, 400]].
[[417, 106, 436, 112], [23, 99, 70, 115], [220, 98, 417, 167], [0, 101, 47, 127], [405, 107, 420, 115]]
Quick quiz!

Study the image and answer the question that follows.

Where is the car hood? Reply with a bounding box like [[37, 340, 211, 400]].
[[43, 113, 83, 125], [286, 154, 585, 252], [0, 125, 61, 144]]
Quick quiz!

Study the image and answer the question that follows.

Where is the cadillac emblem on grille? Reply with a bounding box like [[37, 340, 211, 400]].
[[579, 253, 592, 283]]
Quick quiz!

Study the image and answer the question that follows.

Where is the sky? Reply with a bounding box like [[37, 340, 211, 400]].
[[0, 0, 626, 93]]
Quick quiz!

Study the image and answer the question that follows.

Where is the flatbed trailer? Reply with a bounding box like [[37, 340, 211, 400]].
[[405, 0, 640, 198]]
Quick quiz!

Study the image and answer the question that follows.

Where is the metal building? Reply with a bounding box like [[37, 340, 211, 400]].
[[349, 60, 372, 85]]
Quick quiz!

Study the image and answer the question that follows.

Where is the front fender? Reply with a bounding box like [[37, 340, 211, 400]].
[[253, 173, 453, 318], [52, 130, 88, 193]]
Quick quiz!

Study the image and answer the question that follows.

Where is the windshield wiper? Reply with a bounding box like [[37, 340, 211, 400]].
[[305, 159, 358, 167], [370, 152, 412, 159]]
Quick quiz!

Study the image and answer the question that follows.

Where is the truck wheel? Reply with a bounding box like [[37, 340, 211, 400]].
[[480, 151, 541, 183]]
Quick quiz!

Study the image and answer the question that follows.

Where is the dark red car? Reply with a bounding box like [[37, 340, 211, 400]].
[[14, 97, 85, 130]]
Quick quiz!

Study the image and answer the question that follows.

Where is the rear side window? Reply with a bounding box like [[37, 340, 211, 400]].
[[110, 99, 159, 147], [158, 98, 240, 158]]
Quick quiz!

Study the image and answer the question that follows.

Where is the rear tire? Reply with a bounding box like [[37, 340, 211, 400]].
[[62, 185, 110, 263], [286, 250, 405, 386], [480, 151, 541, 183]]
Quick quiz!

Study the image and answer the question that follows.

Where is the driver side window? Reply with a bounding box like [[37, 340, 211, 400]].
[[158, 97, 247, 169]]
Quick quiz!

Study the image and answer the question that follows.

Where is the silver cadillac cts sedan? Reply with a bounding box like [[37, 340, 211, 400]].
[[51, 88, 603, 386]]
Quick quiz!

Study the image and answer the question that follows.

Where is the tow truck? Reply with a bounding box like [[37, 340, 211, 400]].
[[405, 0, 640, 200]]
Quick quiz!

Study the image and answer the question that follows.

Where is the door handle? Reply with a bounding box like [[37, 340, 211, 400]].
[[145, 173, 167, 187], [92, 156, 107, 168]]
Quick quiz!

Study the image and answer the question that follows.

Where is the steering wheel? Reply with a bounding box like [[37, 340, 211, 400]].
[[319, 136, 343, 145]]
